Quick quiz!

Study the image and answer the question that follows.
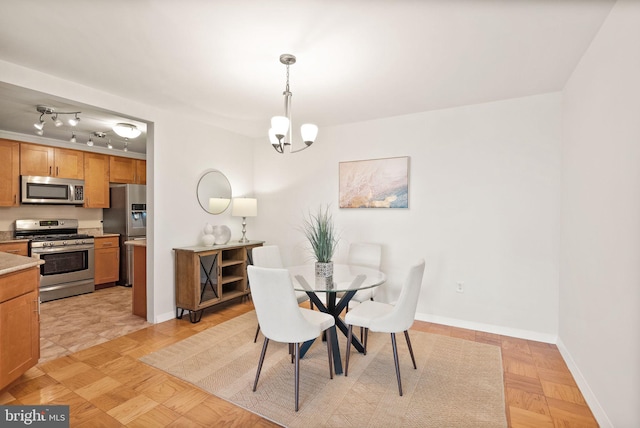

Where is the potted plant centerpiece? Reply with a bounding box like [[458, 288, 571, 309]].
[[302, 205, 339, 288]]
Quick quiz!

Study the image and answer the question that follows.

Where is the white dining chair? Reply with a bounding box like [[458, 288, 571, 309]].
[[247, 265, 335, 411], [344, 242, 382, 307], [251, 245, 310, 342], [344, 259, 425, 396]]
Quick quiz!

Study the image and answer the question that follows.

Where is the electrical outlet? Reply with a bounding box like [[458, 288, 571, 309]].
[[456, 282, 464, 293]]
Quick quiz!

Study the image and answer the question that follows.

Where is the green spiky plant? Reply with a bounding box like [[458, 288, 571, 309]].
[[302, 205, 339, 263]]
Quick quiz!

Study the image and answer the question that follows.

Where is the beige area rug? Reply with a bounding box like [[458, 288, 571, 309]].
[[140, 311, 507, 428]]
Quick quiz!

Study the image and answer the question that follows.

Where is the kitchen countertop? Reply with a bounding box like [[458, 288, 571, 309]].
[[94, 233, 120, 238], [124, 238, 146, 247], [0, 238, 30, 244], [0, 252, 44, 276]]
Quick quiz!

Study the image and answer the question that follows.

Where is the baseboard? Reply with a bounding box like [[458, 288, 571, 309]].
[[414, 312, 558, 344], [556, 338, 612, 428], [154, 310, 176, 324]]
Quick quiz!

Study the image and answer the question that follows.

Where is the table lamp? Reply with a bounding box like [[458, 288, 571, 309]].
[[232, 198, 257, 243]]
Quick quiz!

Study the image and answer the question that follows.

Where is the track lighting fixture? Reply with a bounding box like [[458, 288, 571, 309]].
[[86, 137, 94, 147], [70, 133, 76, 143], [123, 142, 128, 152], [33, 105, 81, 136], [68, 114, 80, 126]]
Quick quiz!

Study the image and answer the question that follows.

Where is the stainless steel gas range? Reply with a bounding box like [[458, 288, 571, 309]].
[[15, 219, 95, 302]]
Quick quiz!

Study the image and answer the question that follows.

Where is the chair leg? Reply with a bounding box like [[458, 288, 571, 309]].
[[294, 342, 300, 412], [289, 343, 294, 363], [345, 324, 353, 377], [391, 332, 403, 396], [404, 330, 417, 369], [359, 326, 364, 345], [253, 338, 269, 392], [326, 328, 334, 379], [363, 328, 369, 355], [254, 324, 260, 343]]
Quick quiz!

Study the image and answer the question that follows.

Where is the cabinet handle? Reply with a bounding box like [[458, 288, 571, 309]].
[[103, 242, 113, 246], [56, 166, 59, 176], [49, 166, 52, 175], [14, 194, 16, 204]]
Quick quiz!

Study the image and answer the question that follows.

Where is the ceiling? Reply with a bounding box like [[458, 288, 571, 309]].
[[0, 0, 616, 154]]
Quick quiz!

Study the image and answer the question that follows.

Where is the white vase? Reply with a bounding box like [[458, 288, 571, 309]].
[[204, 223, 214, 235], [202, 234, 215, 246], [212, 225, 231, 245]]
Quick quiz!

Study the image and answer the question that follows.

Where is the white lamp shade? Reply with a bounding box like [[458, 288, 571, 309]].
[[268, 128, 279, 145], [232, 198, 257, 217], [301, 123, 318, 143], [209, 197, 230, 213], [271, 116, 289, 137], [113, 123, 142, 139]]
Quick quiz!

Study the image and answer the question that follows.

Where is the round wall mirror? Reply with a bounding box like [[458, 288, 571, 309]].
[[197, 169, 232, 214]]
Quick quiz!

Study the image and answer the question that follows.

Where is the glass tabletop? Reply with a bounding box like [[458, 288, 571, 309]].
[[288, 264, 386, 293]]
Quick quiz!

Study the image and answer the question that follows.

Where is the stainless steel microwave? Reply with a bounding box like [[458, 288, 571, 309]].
[[21, 175, 85, 205]]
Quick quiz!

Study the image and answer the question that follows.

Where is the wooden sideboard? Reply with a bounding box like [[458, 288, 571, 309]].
[[173, 241, 263, 323]]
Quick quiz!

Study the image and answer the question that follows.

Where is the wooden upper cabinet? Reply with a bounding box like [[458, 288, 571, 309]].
[[0, 139, 20, 207], [54, 147, 84, 179], [110, 156, 146, 184], [135, 159, 146, 184], [84, 153, 110, 208], [20, 143, 84, 179]]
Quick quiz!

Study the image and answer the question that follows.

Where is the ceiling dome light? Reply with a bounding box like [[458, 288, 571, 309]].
[[113, 123, 141, 139]]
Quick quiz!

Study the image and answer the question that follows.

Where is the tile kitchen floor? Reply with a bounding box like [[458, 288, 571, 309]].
[[39, 286, 151, 363]]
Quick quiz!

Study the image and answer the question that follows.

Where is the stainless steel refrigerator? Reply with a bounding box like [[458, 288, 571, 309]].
[[103, 184, 146, 286]]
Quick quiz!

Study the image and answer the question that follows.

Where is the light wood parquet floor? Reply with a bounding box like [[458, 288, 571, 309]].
[[1, 288, 598, 427]]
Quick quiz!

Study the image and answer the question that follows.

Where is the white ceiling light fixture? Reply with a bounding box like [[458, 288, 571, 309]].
[[268, 54, 318, 154], [70, 133, 76, 143], [112, 123, 141, 139], [86, 137, 94, 147], [33, 105, 81, 135]]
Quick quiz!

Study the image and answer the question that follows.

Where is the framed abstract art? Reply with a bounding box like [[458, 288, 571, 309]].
[[339, 156, 409, 208]]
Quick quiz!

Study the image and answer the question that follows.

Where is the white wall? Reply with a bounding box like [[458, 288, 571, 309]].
[[559, 0, 640, 426], [253, 92, 562, 342], [0, 59, 255, 324]]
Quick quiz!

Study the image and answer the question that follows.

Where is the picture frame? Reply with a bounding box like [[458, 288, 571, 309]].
[[339, 156, 409, 208]]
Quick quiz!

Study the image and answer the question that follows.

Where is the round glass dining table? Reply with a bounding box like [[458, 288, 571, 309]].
[[287, 264, 386, 374]]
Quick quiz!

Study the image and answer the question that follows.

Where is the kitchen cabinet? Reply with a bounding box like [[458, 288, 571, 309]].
[[83, 152, 110, 208], [94, 236, 120, 288], [0, 266, 40, 390], [0, 139, 20, 207], [20, 142, 84, 179], [0, 241, 29, 257], [174, 241, 263, 323], [109, 156, 146, 184]]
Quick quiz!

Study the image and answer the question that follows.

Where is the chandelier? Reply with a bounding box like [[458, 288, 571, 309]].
[[268, 54, 318, 154]]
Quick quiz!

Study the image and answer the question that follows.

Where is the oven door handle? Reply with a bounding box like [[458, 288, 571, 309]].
[[31, 244, 95, 255]]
